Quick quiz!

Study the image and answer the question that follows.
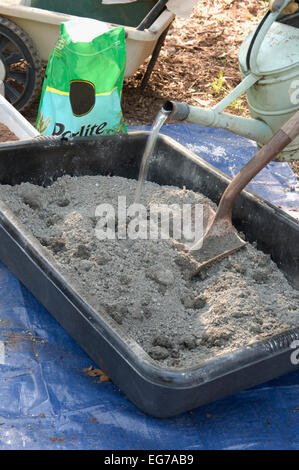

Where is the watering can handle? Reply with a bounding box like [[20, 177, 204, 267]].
[[246, 0, 292, 73], [215, 111, 299, 221]]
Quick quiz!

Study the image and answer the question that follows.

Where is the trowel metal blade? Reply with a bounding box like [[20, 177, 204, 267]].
[[177, 201, 215, 245], [181, 202, 247, 276], [191, 229, 247, 276]]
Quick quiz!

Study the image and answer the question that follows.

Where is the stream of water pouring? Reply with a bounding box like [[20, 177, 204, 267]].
[[134, 107, 171, 203]]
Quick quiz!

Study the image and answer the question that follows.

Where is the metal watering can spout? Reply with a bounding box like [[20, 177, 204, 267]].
[[163, 98, 274, 145], [163, 0, 299, 162]]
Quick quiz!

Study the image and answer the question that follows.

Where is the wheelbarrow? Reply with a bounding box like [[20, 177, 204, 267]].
[[0, 0, 175, 110]]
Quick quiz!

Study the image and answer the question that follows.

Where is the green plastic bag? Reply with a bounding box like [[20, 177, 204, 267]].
[[36, 18, 127, 137]]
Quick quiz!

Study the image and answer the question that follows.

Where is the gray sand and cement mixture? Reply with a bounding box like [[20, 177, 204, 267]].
[[0, 174, 298, 369]]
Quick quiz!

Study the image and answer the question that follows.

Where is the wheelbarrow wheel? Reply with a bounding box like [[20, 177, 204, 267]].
[[0, 16, 42, 111]]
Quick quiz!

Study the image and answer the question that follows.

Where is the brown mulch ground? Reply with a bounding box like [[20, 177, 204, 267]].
[[1, 0, 298, 178]]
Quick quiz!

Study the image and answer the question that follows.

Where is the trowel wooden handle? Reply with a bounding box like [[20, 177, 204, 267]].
[[281, 111, 299, 140], [215, 111, 299, 221]]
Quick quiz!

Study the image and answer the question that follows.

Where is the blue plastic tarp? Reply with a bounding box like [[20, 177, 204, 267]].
[[133, 123, 299, 220], [0, 124, 298, 450]]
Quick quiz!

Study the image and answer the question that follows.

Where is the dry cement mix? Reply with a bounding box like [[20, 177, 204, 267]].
[[0, 174, 298, 368]]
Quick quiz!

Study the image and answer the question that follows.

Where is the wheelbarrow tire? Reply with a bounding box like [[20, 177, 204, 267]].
[[0, 16, 43, 111]]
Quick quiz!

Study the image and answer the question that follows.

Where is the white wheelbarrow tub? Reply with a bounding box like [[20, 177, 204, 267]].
[[0, 0, 175, 77]]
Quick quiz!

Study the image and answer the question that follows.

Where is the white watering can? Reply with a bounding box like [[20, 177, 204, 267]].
[[165, 0, 299, 161]]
